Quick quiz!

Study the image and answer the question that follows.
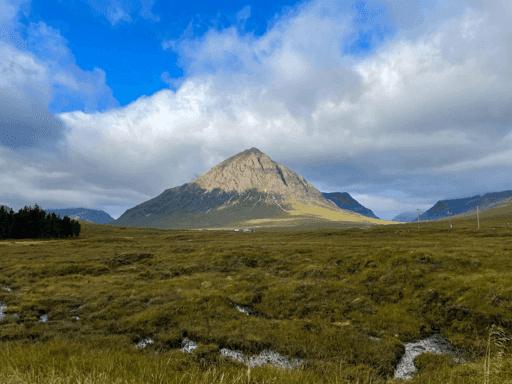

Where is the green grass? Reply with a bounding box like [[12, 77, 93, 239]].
[[1, 215, 512, 383]]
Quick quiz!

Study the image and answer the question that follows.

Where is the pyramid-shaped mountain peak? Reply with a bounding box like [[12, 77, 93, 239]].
[[111, 148, 381, 230], [193, 148, 316, 198], [238, 147, 263, 156]]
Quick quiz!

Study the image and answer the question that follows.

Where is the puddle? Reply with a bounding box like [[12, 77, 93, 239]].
[[72, 307, 83, 321], [181, 337, 198, 353], [0, 303, 6, 321], [235, 305, 253, 316], [221, 348, 304, 370], [180, 337, 302, 370], [39, 314, 48, 323], [136, 338, 154, 348], [2, 287, 12, 292], [394, 334, 466, 380]]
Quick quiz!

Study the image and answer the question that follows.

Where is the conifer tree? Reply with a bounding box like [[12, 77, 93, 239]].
[[62, 215, 72, 238], [11, 206, 30, 239], [71, 220, 81, 237], [7, 208, 15, 238], [38, 209, 51, 238], [51, 212, 61, 238], [0, 206, 8, 240], [27, 204, 41, 238]]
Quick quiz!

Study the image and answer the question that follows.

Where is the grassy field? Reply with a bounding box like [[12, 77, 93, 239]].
[[1, 213, 512, 383]]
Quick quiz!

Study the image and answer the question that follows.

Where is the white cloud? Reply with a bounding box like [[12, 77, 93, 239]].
[[0, 0, 30, 24], [0, 10, 119, 149], [84, 0, 160, 25], [236, 5, 251, 24], [3, 0, 512, 218], [54, 0, 512, 218]]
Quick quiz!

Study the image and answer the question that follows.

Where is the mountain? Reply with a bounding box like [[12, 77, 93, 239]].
[[391, 211, 422, 222], [419, 190, 512, 221], [45, 208, 115, 224], [111, 147, 392, 230], [0, 205, 11, 212], [322, 192, 380, 219]]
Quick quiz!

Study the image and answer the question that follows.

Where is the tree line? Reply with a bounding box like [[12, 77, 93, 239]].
[[0, 204, 81, 240]]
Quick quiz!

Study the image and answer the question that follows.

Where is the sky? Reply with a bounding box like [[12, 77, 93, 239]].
[[1, 0, 512, 221]]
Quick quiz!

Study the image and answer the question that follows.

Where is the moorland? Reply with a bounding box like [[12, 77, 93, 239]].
[[1, 213, 512, 383]]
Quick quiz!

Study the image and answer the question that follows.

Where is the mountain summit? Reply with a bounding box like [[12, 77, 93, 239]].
[[193, 147, 337, 210], [111, 148, 387, 229]]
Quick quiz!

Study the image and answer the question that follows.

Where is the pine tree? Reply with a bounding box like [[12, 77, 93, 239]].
[[12, 206, 30, 239], [71, 220, 81, 237], [51, 212, 61, 238], [62, 216, 72, 238], [27, 204, 41, 238], [7, 208, 15, 239], [38, 209, 51, 238], [0, 206, 8, 240]]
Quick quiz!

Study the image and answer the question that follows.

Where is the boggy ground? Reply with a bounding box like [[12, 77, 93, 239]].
[[0, 215, 512, 383]]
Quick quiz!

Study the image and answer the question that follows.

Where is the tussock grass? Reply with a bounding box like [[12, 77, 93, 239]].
[[1, 215, 512, 382]]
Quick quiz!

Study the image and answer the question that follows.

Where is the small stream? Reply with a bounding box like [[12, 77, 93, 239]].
[[0, 287, 465, 378], [394, 333, 466, 380], [235, 305, 253, 316], [180, 337, 304, 370]]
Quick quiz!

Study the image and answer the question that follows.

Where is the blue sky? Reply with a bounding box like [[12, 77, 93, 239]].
[[23, 0, 395, 109], [1, 0, 512, 221]]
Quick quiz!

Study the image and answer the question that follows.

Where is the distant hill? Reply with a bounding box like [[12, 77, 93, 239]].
[[419, 190, 512, 221], [391, 211, 422, 222], [45, 208, 115, 224], [111, 147, 394, 230], [322, 192, 380, 219], [0, 205, 12, 212]]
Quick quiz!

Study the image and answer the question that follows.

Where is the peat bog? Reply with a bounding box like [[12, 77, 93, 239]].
[[1, 216, 512, 383]]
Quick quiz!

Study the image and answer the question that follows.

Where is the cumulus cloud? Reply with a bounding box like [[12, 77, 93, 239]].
[[0, 2, 119, 151], [54, 0, 512, 220], [0, 40, 66, 150], [3, 0, 512, 219]]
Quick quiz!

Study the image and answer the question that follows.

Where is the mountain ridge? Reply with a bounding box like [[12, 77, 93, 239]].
[[322, 192, 380, 219], [44, 208, 115, 224], [419, 190, 512, 221]]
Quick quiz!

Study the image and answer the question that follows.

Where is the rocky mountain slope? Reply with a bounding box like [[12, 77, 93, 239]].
[[111, 148, 391, 230], [322, 192, 380, 219]]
